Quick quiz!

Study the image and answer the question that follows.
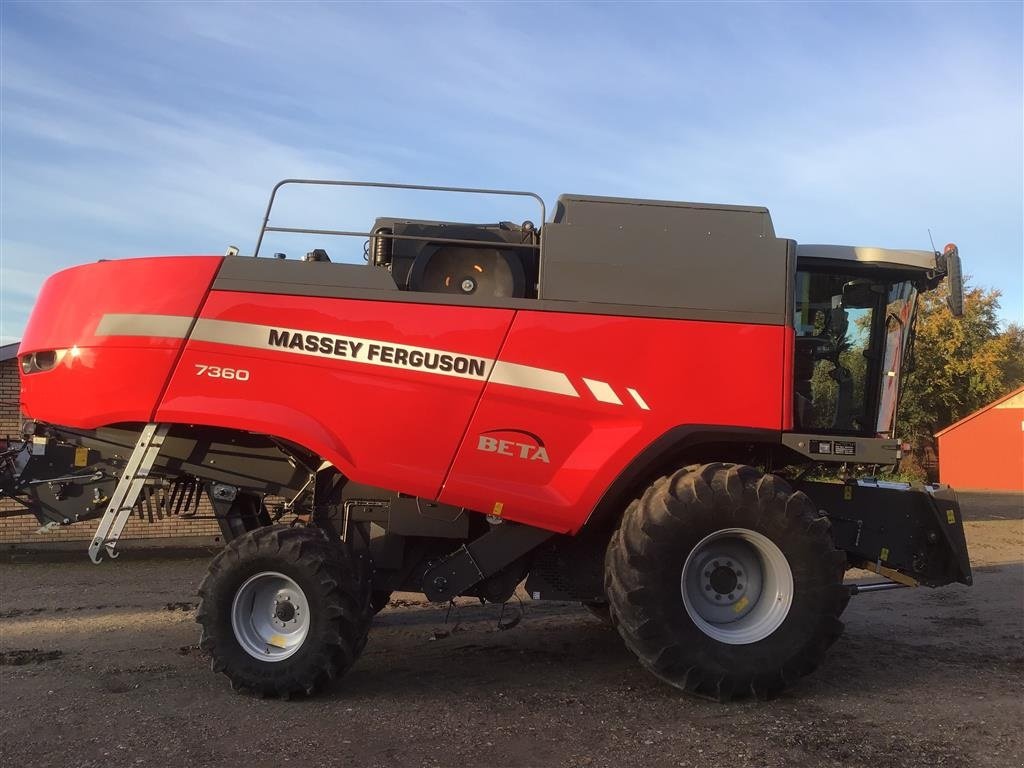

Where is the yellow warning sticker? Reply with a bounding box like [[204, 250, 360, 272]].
[[843, 486, 853, 501], [491, 502, 504, 517], [733, 596, 750, 614], [879, 547, 890, 562], [73, 447, 89, 467], [268, 635, 287, 649], [946, 509, 956, 524]]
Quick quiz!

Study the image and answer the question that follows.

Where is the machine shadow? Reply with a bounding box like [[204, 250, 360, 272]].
[[314, 564, 1023, 704], [958, 491, 1024, 522]]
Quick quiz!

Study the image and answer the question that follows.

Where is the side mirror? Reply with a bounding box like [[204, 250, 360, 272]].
[[943, 243, 964, 317], [841, 279, 876, 308]]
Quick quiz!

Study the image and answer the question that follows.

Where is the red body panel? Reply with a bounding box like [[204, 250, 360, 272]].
[[156, 291, 515, 499], [19, 255, 789, 534], [19, 256, 223, 428], [440, 312, 787, 532]]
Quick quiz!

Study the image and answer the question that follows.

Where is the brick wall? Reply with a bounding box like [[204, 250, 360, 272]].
[[1, 357, 223, 547], [0, 358, 19, 436]]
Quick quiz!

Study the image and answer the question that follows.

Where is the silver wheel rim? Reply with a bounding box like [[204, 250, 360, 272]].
[[680, 527, 793, 645], [231, 571, 310, 661]]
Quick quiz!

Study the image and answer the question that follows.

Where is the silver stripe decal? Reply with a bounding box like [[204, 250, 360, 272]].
[[95, 313, 192, 339], [582, 377, 622, 405], [191, 318, 494, 381], [627, 387, 651, 411], [92, 313, 629, 405], [490, 361, 579, 398]]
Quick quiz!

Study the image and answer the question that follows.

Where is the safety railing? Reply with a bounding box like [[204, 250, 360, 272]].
[[252, 179, 547, 258]]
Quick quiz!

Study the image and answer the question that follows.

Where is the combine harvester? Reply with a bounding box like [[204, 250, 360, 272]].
[[1, 180, 972, 700]]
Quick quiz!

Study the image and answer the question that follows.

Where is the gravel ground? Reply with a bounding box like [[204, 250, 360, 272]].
[[1, 492, 1021, 768]]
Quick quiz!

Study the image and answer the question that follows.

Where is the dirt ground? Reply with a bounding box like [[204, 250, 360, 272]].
[[1, 492, 1021, 768]]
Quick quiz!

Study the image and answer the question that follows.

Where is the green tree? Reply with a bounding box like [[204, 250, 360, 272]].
[[898, 279, 1024, 476]]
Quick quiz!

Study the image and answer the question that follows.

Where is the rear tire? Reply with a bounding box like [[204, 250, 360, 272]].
[[197, 525, 372, 697], [605, 463, 846, 701]]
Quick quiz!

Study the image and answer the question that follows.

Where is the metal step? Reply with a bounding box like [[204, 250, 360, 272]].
[[88, 423, 169, 563]]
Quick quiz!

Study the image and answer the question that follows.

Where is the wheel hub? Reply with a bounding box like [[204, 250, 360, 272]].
[[231, 571, 310, 662], [707, 564, 740, 597], [680, 528, 794, 645], [274, 599, 296, 623]]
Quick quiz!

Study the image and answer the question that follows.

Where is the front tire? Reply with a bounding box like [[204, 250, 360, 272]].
[[197, 525, 372, 697], [605, 463, 846, 701]]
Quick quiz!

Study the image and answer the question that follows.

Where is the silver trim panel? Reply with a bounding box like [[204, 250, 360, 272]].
[[796, 244, 939, 272], [93, 314, 655, 409], [491, 361, 579, 398], [95, 313, 193, 339]]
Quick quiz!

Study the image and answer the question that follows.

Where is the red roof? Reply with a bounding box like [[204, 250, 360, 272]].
[[934, 385, 1024, 438]]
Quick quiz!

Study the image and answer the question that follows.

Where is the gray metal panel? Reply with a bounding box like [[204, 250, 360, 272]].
[[539, 221, 790, 324], [553, 194, 775, 238], [216, 255, 399, 291], [216, 205, 791, 324], [784, 239, 797, 327], [213, 266, 784, 324], [782, 432, 902, 464]]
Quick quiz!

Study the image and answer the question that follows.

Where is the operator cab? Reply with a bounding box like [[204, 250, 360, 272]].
[[793, 244, 962, 439]]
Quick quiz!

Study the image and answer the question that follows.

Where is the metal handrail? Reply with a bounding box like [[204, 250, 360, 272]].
[[253, 178, 547, 258], [264, 227, 540, 250]]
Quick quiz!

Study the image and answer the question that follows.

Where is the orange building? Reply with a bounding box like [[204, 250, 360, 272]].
[[935, 386, 1024, 492]]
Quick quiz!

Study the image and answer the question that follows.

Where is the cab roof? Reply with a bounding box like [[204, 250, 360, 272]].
[[796, 244, 939, 272]]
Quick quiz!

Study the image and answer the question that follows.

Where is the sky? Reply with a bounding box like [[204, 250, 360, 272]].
[[1, 1, 1021, 343]]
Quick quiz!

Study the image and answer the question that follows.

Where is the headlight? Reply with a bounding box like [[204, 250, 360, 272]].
[[20, 350, 60, 374]]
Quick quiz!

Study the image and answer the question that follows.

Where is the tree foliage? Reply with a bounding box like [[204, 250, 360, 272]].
[[898, 279, 1024, 458]]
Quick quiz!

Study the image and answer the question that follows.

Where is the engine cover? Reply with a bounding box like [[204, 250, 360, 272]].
[[370, 218, 538, 298]]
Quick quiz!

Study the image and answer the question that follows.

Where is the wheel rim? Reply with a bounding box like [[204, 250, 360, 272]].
[[231, 571, 310, 661], [680, 527, 793, 645]]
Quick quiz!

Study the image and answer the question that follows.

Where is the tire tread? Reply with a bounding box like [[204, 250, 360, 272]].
[[196, 524, 372, 698], [605, 463, 846, 702]]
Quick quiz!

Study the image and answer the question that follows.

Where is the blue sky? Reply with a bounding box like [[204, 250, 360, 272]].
[[1, 1, 1021, 342]]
